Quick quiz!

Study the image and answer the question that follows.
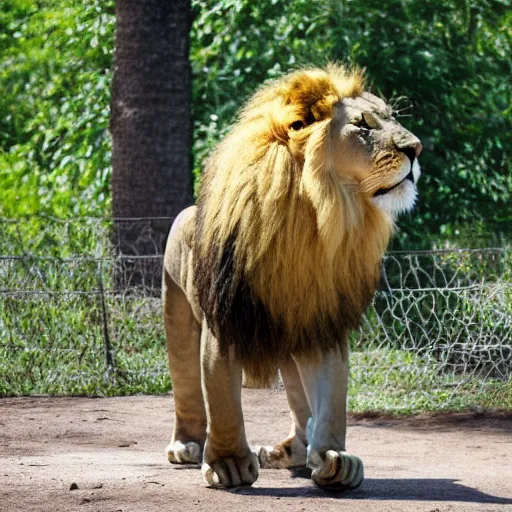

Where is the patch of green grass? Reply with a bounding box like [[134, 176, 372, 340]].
[[0, 294, 171, 396], [1, 243, 510, 411], [2, 297, 510, 414], [349, 349, 511, 414], [478, 379, 512, 410]]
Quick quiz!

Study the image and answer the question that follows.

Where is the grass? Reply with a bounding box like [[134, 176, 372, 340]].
[[348, 349, 511, 414], [0, 294, 171, 396], [1, 218, 511, 413], [2, 292, 510, 414]]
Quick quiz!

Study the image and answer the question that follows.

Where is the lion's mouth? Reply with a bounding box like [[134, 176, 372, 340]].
[[373, 169, 414, 197]]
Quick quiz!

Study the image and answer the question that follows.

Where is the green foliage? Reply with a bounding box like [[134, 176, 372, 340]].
[[0, 0, 114, 217], [0, 294, 171, 396], [348, 349, 510, 413], [1, 0, 511, 239], [1, 2, 511, 410]]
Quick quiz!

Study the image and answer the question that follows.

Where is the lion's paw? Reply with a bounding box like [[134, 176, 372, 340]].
[[252, 445, 274, 468], [166, 440, 202, 464], [254, 436, 307, 469], [202, 452, 259, 488], [308, 449, 364, 489]]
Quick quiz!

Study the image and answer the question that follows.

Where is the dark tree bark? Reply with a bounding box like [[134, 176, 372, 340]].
[[110, 0, 193, 291]]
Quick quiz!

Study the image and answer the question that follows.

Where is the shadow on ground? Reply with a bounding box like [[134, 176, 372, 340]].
[[232, 471, 512, 504]]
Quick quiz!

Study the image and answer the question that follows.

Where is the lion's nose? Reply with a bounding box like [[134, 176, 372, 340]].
[[396, 141, 422, 165], [398, 146, 417, 166], [393, 131, 423, 160]]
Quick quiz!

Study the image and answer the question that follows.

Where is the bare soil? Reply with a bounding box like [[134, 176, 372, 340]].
[[1, 391, 512, 512]]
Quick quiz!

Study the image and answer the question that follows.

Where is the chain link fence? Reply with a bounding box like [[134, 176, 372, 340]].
[[1, 217, 511, 412]]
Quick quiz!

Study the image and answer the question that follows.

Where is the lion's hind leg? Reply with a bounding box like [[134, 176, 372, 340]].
[[167, 440, 202, 464], [163, 268, 206, 465], [256, 357, 309, 469]]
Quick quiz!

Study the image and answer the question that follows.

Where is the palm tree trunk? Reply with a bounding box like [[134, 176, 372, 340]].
[[110, 0, 193, 291]]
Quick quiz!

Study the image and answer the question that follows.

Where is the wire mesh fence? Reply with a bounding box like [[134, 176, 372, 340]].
[[1, 217, 511, 412]]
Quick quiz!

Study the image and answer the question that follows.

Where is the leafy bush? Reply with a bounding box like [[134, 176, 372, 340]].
[[0, 0, 114, 217]]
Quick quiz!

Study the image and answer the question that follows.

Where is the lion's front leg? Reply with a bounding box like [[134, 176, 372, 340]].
[[200, 324, 259, 488], [295, 346, 364, 490]]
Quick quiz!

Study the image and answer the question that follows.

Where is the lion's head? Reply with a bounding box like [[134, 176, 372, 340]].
[[194, 65, 422, 384]]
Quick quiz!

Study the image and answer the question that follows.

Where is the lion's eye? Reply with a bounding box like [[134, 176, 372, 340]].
[[290, 120, 304, 130], [353, 115, 372, 131]]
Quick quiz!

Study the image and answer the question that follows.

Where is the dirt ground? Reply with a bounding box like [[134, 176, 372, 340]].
[[1, 391, 512, 512]]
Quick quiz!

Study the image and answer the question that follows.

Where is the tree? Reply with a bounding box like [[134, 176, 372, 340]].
[[110, 0, 193, 290]]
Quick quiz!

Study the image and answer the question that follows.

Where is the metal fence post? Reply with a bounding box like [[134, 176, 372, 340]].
[[97, 255, 114, 374]]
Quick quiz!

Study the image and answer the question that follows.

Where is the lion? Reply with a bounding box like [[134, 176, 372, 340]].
[[163, 65, 422, 489]]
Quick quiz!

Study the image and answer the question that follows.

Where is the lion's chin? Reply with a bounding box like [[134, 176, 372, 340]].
[[371, 161, 421, 218]]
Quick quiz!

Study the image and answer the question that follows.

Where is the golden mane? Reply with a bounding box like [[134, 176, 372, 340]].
[[194, 65, 393, 385]]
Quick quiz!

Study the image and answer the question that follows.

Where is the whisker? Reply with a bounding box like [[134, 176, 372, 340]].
[[390, 95, 414, 118]]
